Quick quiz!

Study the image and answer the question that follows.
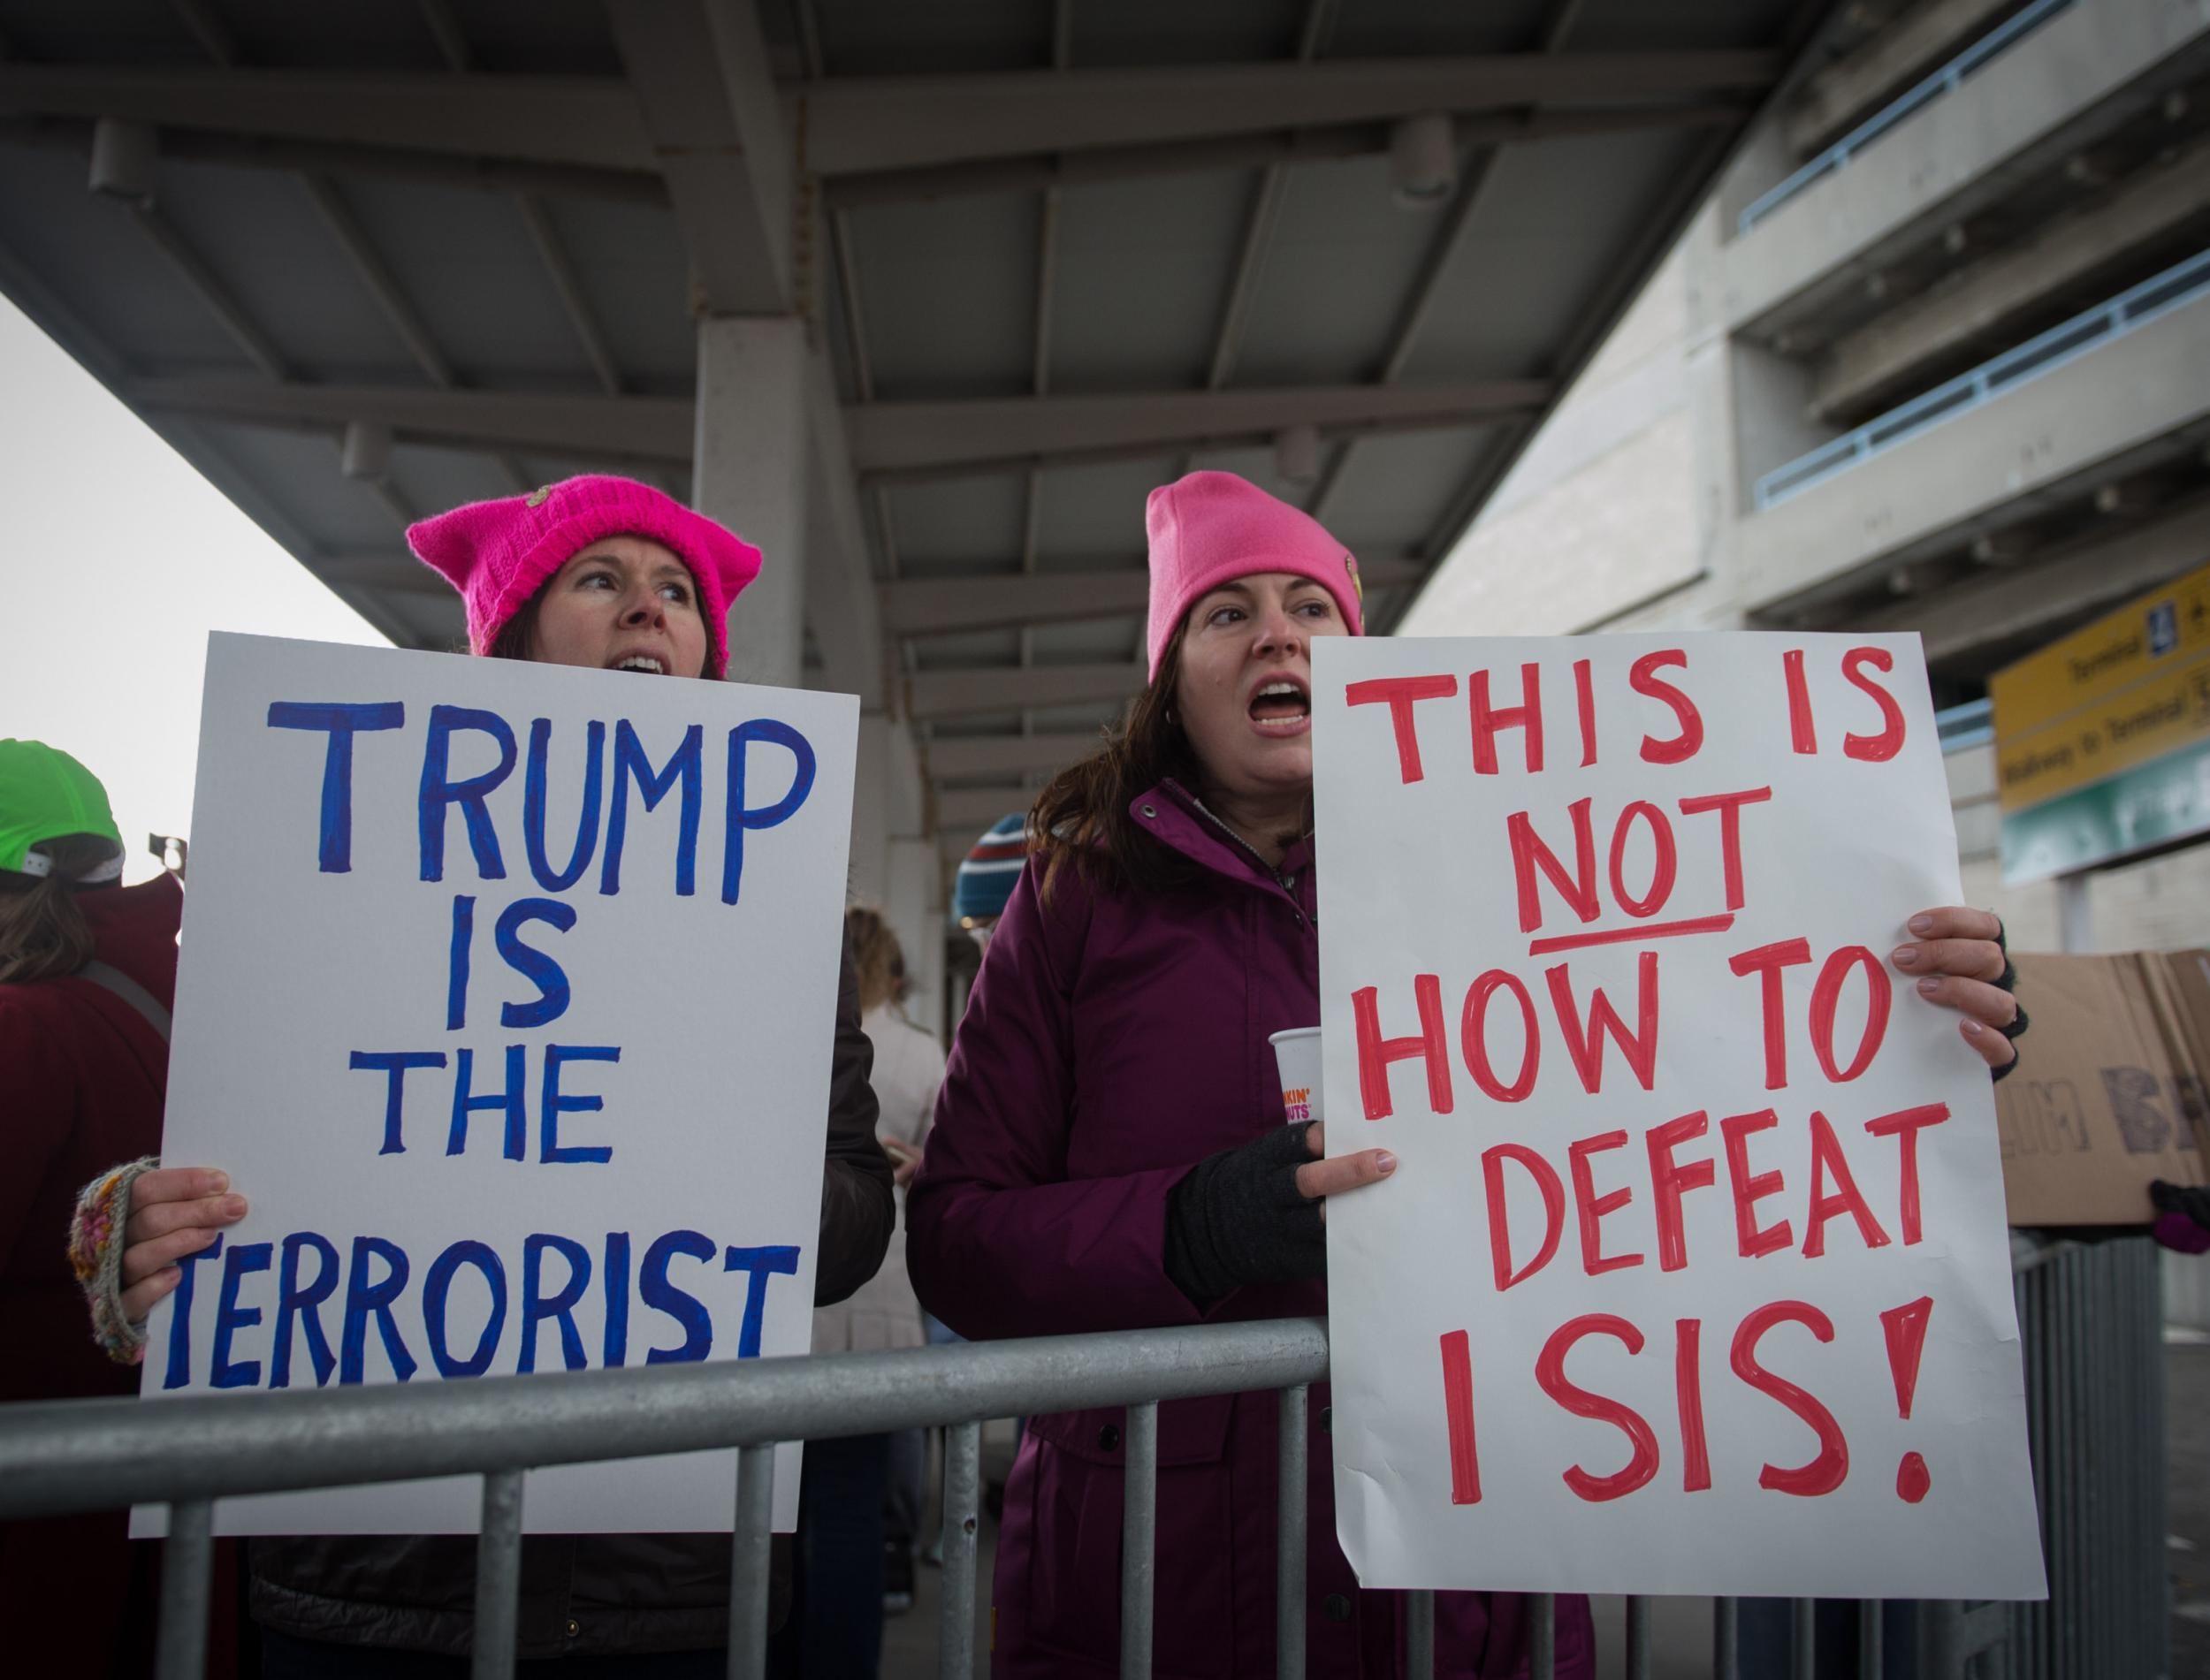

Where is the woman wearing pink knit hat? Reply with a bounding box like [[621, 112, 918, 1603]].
[[92, 476, 895, 1676], [909, 470, 2021, 1678]]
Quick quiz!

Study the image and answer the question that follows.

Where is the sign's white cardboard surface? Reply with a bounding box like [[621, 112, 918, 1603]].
[[136, 634, 857, 1536], [1312, 632, 2045, 1600]]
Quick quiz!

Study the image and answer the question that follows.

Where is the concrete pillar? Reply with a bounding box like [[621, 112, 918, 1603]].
[[1727, 337, 1831, 497], [694, 315, 809, 688], [850, 714, 891, 908], [888, 836, 946, 1045]]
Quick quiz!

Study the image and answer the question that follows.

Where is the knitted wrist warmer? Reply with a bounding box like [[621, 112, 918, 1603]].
[[1163, 1122, 1326, 1310], [69, 1156, 159, 1365]]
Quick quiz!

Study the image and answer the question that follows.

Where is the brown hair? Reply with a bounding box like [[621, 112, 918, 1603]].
[[844, 905, 909, 1013], [1027, 622, 1212, 902], [0, 835, 119, 984]]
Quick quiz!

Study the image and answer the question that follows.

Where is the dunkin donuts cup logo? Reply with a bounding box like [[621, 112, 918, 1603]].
[[1269, 1026, 1323, 1125]]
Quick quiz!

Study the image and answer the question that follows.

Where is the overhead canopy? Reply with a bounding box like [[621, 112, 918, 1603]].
[[0, 0, 1839, 839]]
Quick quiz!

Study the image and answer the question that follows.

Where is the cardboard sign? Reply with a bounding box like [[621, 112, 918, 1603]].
[[1312, 633, 2045, 1600], [1996, 951, 2208, 1225], [138, 635, 856, 1536]]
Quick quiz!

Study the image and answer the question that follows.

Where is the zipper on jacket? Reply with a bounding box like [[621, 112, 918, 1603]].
[[1164, 780, 1316, 930]]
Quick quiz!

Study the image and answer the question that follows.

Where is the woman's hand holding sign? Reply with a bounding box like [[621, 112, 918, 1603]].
[[116, 1166, 246, 1325], [1295, 1121, 1397, 1218], [1162, 1120, 1396, 1309], [1893, 906, 2020, 1074]]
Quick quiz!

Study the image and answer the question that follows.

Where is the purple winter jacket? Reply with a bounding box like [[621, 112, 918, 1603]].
[[908, 781, 1594, 1680]]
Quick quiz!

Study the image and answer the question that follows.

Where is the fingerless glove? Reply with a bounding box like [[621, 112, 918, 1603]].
[[1163, 1122, 1325, 1309]]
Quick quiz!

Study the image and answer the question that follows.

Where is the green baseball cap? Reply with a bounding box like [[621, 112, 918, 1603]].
[[0, 739, 125, 880]]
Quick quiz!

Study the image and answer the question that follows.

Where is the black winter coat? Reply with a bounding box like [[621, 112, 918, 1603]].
[[246, 930, 895, 1658]]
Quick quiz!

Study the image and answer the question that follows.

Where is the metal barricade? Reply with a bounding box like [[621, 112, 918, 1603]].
[[2007, 1233, 2169, 1680], [0, 1284, 2166, 1680]]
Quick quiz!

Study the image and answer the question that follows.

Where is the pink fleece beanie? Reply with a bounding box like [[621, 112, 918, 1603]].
[[1144, 471, 1365, 680], [408, 475, 764, 679]]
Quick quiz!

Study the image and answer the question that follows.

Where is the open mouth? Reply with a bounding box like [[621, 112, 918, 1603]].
[[610, 654, 667, 675], [1248, 678, 1311, 732]]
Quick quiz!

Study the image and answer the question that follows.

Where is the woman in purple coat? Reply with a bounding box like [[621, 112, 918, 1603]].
[[905, 471, 2024, 1679]]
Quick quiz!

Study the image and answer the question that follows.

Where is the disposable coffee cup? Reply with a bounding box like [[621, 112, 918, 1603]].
[[1269, 1026, 1322, 1126]]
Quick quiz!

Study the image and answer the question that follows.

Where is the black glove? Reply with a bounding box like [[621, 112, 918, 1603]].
[[1989, 919, 2028, 1084], [1163, 1121, 1324, 1309]]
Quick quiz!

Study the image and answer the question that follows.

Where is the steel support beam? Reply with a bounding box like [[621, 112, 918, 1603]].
[[0, 113, 666, 202], [928, 734, 1103, 779], [803, 351, 887, 709], [125, 378, 1546, 481], [1308, 0, 1581, 527], [298, 173, 456, 386], [881, 555, 1421, 635], [852, 382, 1547, 481], [937, 785, 1042, 832], [0, 65, 654, 171], [822, 101, 1743, 208], [906, 663, 1145, 723], [119, 376, 693, 464], [0, 57, 1769, 194], [126, 204, 289, 379], [516, 194, 624, 394], [316, 553, 453, 594], [605, 0, 790, 314], [800, 50, 1781, 176]]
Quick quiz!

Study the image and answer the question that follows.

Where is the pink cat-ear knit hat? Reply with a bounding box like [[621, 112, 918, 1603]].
[[407, 475, 764, 679], [1143, 470, 1365, 680]]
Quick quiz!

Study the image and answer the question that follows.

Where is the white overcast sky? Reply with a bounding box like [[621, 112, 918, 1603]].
[[0, 294, 391, 882]]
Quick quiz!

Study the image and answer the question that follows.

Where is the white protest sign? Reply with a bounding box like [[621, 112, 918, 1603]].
[[138, 634, 856, 1537], [1312, 632, 2045, 1600]]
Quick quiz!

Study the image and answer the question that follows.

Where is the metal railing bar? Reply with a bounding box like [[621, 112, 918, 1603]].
[[726, 1442, 775, 1680], [1275, 1385, 1307, 1680], [1738, 0, 2075, 232], [155, 1496, 215, 1680], [1406, 1589, 1435, 1678], [1937, 698, 1993, 753], [1754, 246, 2210, 509], [1529, 1591, 1555, 1680], [0, 1317, 1330, 1522], [939, 1421, 981, 1680], [470, 1470, 525, 1680], [1715, 1596, 1740, 1680], [1626, 1593, 1651, 1680], [1793, 1596, 1817, 1678], [1120, 1401, 1158, 1680], [1857, 1597, 1881, 1680]]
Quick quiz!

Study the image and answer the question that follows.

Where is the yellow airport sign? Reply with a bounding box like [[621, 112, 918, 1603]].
[[1992, 562, 2210, 814], [1995, 648, 2210, 813]]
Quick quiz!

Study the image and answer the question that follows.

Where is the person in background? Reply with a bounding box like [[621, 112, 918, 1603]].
[[767, 904, 944, 1676], [84, 476, 894, 1675], [937, 813, 1031, 1534], [952, 813, 1027, 953], [843, 906, 949, 1616], [909, 469, 2024, 1678], [1, 740, 235, 1678]]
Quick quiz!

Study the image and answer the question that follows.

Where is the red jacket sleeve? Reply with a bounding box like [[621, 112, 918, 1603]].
[[906, 863, 1208, 1341], [0, 994, 79, 1266]]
